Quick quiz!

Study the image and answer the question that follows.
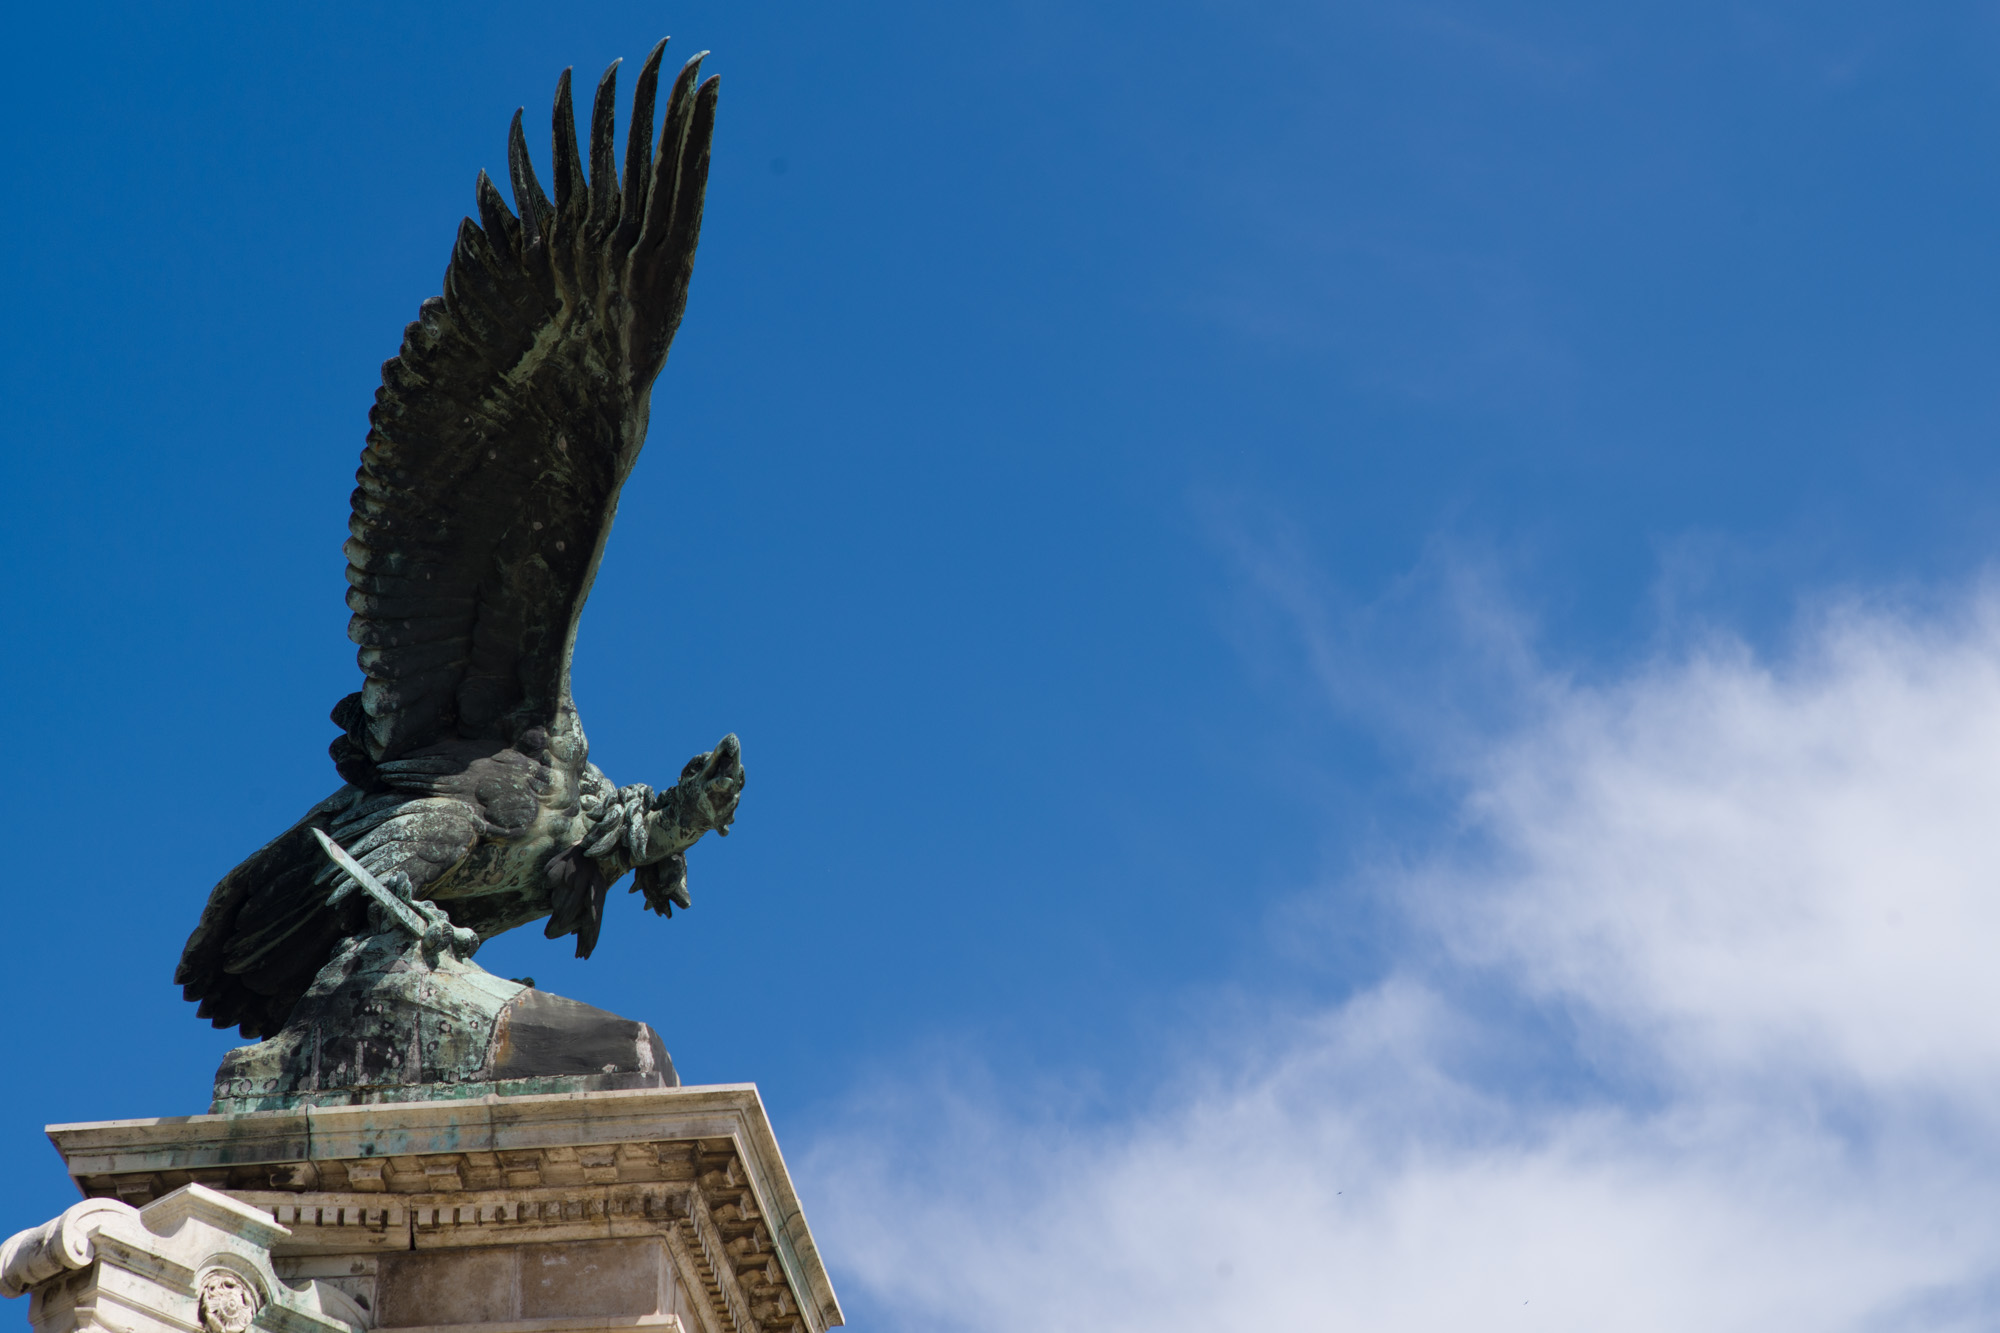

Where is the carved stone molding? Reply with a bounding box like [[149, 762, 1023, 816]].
[[0, 1185, 357, 1333]]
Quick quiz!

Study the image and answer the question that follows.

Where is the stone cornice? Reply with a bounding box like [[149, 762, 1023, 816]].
[[46, 1085, 841, 1333]]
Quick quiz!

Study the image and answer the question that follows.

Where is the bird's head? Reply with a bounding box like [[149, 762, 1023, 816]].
[[677, 733, 745, 836], [635, 733, 745, 864]]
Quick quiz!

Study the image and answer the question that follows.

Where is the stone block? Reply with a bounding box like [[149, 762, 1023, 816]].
[[376, 1247, 519, 1327], [521, 1240, 666, 1320]]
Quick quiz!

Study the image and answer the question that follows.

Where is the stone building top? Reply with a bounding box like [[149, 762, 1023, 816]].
[[43, 1084, 842, 1333]]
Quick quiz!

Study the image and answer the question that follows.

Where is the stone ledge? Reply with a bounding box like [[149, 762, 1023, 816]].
[[43, 1086, 840, 1333], [382, 1312, 688, 1320]]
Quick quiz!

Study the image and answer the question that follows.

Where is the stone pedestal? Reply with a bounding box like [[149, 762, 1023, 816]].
[[206, 943, 680, 1115], [16, 1086, 841, 1333]]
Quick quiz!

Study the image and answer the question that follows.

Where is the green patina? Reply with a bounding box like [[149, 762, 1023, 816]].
[[213, 927, 675, 1114]]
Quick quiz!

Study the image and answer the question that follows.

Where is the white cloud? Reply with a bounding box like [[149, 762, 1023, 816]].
[[1444, 595, 2000, 1092], [806, 587, 2000, 1332]]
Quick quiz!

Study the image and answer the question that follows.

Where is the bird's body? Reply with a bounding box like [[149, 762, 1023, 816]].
[[176, 41, 743, 1040], [324, 720, 596, 945]]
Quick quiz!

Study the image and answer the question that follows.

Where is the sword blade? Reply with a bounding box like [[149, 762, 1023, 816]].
[[311, 828, 428, 938]]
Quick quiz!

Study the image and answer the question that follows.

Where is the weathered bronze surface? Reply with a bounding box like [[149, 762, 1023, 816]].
[[172, 40, 742, 1091], [209, 931, 677, 1113]]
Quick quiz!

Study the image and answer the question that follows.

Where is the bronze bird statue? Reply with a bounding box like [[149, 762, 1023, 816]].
[[175, 41, 744, 1041]]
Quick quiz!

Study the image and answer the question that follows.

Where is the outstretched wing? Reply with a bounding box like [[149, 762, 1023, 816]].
[[336, 42, 719, 772]]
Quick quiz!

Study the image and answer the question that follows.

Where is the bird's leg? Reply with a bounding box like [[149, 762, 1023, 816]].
[[632, 850, 689, 917], [364, 869, 479, 964], [415, 898, 481, 965]]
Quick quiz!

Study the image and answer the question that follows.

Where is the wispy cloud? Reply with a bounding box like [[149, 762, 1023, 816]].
[[806, 577, 2000, 1331]]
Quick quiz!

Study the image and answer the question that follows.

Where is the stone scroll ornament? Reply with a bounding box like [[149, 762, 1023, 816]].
[[173, 40, 744, 1043]]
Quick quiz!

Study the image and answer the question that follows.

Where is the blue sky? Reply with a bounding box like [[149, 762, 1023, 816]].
[[9, 3, 2000, 1328]]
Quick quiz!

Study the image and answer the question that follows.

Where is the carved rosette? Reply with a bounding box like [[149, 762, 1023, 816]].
[[196, 1270, 258, 1333]]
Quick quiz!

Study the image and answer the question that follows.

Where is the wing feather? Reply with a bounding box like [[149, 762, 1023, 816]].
[[507, 109, 554, 241], [622, 41, 668, 229], [551, 68, 587, 223], [589, 61, 621, 224], [475, 169, 522, 256]]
